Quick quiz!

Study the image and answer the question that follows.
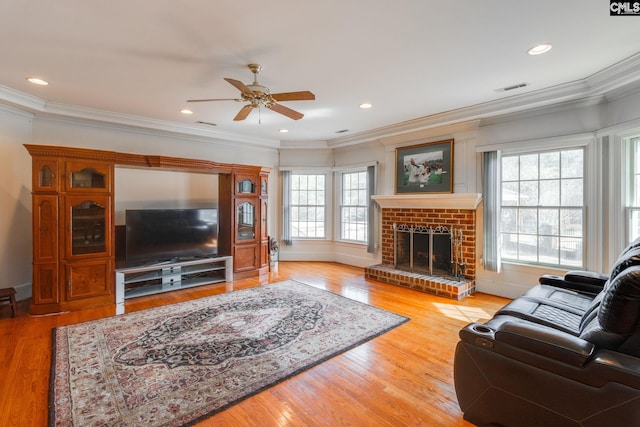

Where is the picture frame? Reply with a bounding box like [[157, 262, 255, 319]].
[[395, 138, 454, 194]]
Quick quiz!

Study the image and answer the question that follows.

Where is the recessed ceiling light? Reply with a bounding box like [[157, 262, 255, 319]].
[[26, 77, 48, 86], [360, 103, 372, 109], [180, 109, 193, 115], [279, 129, 289, 133], [528, 44, 552, 56]]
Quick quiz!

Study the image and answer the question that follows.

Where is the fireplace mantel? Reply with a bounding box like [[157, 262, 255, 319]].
[[371, 193, 482, 210]]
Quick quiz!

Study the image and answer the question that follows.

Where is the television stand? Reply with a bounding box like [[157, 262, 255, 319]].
[[115, 256, 233, 314]]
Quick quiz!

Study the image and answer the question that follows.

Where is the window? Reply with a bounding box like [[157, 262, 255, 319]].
[[628, 137, 640, 242], [500, 148, 584, 268], [290, 173, 326, 238], [340, 171, 368, 243]]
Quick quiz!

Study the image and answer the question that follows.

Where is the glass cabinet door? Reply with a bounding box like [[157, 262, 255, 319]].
[[71, 168, 106, 189], [235, 174, 258, 195], [236, 200, 256, 241], [65, 161, 111, 192], [40, 165, 56, 188], [67, 197, 109, 256], [32, 158, 59, 192], [237, 178, 255, 194]]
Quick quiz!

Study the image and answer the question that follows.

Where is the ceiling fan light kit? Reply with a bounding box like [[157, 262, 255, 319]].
[[187, 64, 315, 122]]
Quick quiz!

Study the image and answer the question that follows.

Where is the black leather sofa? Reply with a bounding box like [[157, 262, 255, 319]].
[[453, 240, 640, 427]]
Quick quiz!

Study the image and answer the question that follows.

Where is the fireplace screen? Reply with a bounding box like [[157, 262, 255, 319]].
[[394, 224, 464, 279]]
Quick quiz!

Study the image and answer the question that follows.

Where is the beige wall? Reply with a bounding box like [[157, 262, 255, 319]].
[[3, 86, 640, 301], [0, 107, 34, 299], [114, 168, 219, 225]]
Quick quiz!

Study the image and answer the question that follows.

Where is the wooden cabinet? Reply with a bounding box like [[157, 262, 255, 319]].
[[26, 144, 269, 312], [27, 147, 115, 314], [260, 198, 269, 269], [32, 195, 59, 306], [64, 195, 111, 259], [219, 168, 270, 278], [65, 259, 112, 301]]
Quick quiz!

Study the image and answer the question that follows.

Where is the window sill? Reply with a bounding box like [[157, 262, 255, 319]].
[[499, 260, 570, 276], [335, 239, 367, 247]]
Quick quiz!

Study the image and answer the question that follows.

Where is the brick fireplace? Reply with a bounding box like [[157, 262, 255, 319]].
[[365, 193, 482, 300]]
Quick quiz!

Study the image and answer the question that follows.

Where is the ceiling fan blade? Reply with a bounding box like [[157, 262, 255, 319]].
[[224, 78, 254, 95], [268, 103, 304, 120], [271, 91, 316, 102], [233, 105, 254, 121], [186, 98, 242, 103]]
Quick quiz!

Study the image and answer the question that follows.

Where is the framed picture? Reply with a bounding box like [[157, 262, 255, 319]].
[[395, 139, 454, 194]]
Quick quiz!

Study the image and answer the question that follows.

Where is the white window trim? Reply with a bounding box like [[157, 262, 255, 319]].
[[493, 133, 596, 270], [335, 168, 368, 245], [624, 135, 640, 245], [287, 169, 332, 241], [583, 134, 600, 272], [596, 120, 640, 268]]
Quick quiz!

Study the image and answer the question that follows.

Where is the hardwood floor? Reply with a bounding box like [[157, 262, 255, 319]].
[[0, 262, 510, 426]]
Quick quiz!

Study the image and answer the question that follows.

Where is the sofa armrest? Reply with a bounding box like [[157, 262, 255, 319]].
[[590, 350, 640, 389], [539, 270, 608, 294], [564, 270, 608, 286], [495, 321, 595, 366], [460, 321, 595, 367]]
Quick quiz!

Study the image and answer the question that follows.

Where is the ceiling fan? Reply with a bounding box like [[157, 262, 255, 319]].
[[187, 64, 315, 121]]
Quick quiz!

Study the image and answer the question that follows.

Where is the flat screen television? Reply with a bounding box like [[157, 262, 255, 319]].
[[125, 209, 218, 266]]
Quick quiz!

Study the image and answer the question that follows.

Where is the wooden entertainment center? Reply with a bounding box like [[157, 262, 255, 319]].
[[25, 144, 270, 315]]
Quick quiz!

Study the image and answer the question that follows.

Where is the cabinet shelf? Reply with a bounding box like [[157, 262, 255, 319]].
[[124, 277, 224, 299], [115, 256, 233, 314], [119, 264, 227, 285]]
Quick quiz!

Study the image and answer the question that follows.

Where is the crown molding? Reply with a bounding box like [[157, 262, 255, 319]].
[[378, 120, 479, 148], [45, 102, 281, 149], [3, 52, 640, 151], [279, 139, 330, 150], [0, 85, 280, 149], [586, 51, 640, 95], [329, 52, 640, 149], [0, 85, 47, 111]]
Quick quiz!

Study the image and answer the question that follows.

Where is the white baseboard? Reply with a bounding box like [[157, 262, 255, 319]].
[[475, 277, 532, 299]]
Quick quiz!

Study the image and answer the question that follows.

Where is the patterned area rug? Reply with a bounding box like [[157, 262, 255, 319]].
[[50, 280, 409, 426]]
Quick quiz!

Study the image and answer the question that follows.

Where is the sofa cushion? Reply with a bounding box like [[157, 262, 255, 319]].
[[494, 297, 582, 335], [608, 246, 640, 281], [524, 285, 594, 311], [599, 265, 640, 334], [579, 316, 629, 351]]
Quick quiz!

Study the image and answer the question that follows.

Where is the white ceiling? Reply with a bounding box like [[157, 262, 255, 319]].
[[2, 1, 640, 146]]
